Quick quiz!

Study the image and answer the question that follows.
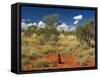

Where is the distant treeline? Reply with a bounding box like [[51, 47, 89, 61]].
[[22, 14, 95, 48]]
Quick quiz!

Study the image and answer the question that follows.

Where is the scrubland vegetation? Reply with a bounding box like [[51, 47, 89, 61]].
[[21, 14, 95, 71]]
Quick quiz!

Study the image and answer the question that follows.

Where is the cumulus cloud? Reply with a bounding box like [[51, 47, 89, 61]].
[[69, 26, 76, 31], [21, 19, 31, 22], [21, 19, 26, 22], [58, 23, 69, 28], [21, 22, 27, 29], [27, 22, 37, 26], [57, 22, 77, 32], [21, 22, 38, 29], [38, 21, 46, 28], [73, 15, 83, 20], [33, 22, 37, 26], [74, 20, 79, 25], [57, 23, 69, 32], [73, 15, 83, 25], [27, 23, 34, 26]]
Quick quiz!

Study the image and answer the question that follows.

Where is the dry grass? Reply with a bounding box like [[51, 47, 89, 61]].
[[21, 33, 95, 71]]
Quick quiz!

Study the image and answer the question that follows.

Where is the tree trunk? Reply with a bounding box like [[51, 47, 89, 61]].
[[58, 53, 62, 64]]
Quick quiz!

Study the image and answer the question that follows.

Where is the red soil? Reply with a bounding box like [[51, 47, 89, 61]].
[[22, 53, 95, 71]]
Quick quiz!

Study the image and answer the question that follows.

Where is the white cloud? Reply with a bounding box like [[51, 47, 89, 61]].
[[74, 20, 79, 24], [21, 22, 38, 29], [33, 22, 37, 26], [38, 21, 46, 28], [21, 19, 30, 22], [57, 22, 77, 32], [69, 26, 76, 31], [57, 23, 69, 32], [27, 23, 34, 26], [21, 21, 77, 32], [73, 15, 83, 25], [27, 22, 38, 27], [21, 22, 27, 29], [21, 19, 25, 22], [73, 15, 83, 20]]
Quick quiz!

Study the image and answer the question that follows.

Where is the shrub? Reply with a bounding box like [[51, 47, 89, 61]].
[[21, 53, 29, 59], [34, 59, 50, 68], [21, 47, 31, 59], [88, 49, 95, 56], [22, 58, 31, 65], [75, 20, 95, 48], [58, 47, 70, 55], [29, 51, 42, 60], [21, 40, 34, 59], [82, 44, 90, 50], [75, 43, 81, 49], [42, 46, 57, 54], [77, 55, 89, 66]]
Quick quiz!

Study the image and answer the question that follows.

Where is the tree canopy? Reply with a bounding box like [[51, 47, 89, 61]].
[[76, 20, 95, 47], [24, 25, 37, 37], [43, 14, 59, 27]]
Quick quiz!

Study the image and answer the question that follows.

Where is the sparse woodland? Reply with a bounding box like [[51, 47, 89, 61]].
[[21, 14, 95, 71]]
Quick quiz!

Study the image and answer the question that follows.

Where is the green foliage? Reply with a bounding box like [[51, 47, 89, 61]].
[[74, 43, 81, 49], [21, 46, 31, 59], [24, 25, 37, 37], [22, 58, 31, 65], [77, 55, 89, 66], [58, 47, 71, 55], [35, 28, 51, 45], [49, 28, 60, 42], [35, 27, 60, 45], [29, 51, 42, 60], [74, 47, 94, 66], [42, 45, 57, 54], [63, 31, 75, 36], [43, 14, 59, 27], [34, 59, 49, 68], [21, 52, 29, 59], [82, 44, 90, 50], [27, 25, 37, 31], [76, 20, 95, 47]]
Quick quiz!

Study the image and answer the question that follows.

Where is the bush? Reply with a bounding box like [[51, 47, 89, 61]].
[[75, 49, 94, 66], [22, 58, 31, 65], [21, 53, 29, 59], [75, 20, 95, 48], [77, 55, 89, 66], [42, 46, 57, 54], [21, 47, 31, 59], [35, 27, 60, 46], [82, 44, 90, 50], [34, 59, 50, 68], [29, 51, 42, 60], [75, 43, 81, 49], [22, 39, 29, 46], [58, 47, 70, 55], [88, 48, 95, 56]]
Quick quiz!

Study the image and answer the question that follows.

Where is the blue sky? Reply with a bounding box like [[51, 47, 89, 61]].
[[21, 6, 95, 27]]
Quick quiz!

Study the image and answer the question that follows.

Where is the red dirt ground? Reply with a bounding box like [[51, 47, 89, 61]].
[[22, 53, 95, 71]]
